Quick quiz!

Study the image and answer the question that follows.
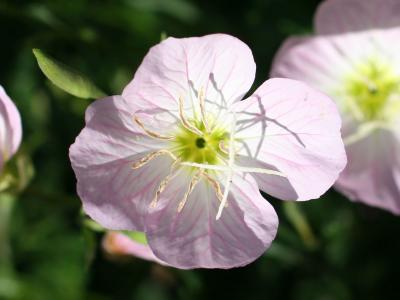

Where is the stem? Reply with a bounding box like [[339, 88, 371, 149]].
[[0, 194, 15, 270], [283, 202, 319, 250]]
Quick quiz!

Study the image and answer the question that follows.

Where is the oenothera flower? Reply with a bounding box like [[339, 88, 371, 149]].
[[271, 0, 400, 215], [70, 34, 346, 269], [0, 85, 22, 171], [103, 231, 167, 265]]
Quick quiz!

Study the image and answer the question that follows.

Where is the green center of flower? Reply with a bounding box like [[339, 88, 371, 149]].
[[342, 57, 400, 122], [173, 121, 228, 165]]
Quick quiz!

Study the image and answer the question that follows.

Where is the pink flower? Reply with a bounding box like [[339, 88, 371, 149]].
[[70, 34, 346, 269], [102, 231, 167, 265], [271, 0, 400, 215], [0, 85, 22, 170]]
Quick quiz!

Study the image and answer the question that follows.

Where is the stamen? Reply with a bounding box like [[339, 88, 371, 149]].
[[132, 149, 177, 170], [178, 96, 203, 136], [201, 172, 224, 204], [216, 112, 237, 220], [177, 170, 203, 212], [133, 116, 174, 140], [150, 162, 180, 208], [219, 141, 229, 155], [199, 87, 211, 133]]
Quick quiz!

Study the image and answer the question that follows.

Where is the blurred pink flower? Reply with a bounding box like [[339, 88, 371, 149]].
[[102, 231, 167, 266], [271, 0, 400, 215], [0, 85, 22, 170], [70, 34, 346, 269]]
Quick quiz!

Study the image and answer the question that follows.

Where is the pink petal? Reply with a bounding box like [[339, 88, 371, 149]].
[[370, 28, 400, 68], [315, 0, 400, 35], [102, 232, 167, 265], [271, 34, 363, 91], [0, 85, 22, 164], [271, 36, 311, 71], [144, 171, 278, 269], [69, 96, 174, 231], [336, 129, 400, 215], [233, 78, 347, 201], [270, 30, 396, 93], [122, 34, 256, 113]]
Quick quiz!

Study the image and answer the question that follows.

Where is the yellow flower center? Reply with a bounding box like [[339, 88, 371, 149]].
[[341, 57, 400, 122], [172, 121, 228, 165]]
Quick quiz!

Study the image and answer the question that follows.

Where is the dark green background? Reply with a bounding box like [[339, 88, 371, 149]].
[[0, 0, 399, 299]]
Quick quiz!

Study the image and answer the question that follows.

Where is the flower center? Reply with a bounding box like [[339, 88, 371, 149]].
[[341, 57, 400, 122], [172, 121, 228, 165]]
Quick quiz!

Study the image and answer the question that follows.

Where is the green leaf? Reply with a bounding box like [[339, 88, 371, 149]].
[[32, 48, 106, 99]]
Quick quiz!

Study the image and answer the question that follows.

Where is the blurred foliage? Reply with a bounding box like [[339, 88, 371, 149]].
[[0, 0, 399, 299], [32, 48, 105, 99]]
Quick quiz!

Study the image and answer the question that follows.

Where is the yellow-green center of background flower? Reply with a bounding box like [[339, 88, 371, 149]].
[[342, 57, 400, 122], [172, 121, 228, 165]]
